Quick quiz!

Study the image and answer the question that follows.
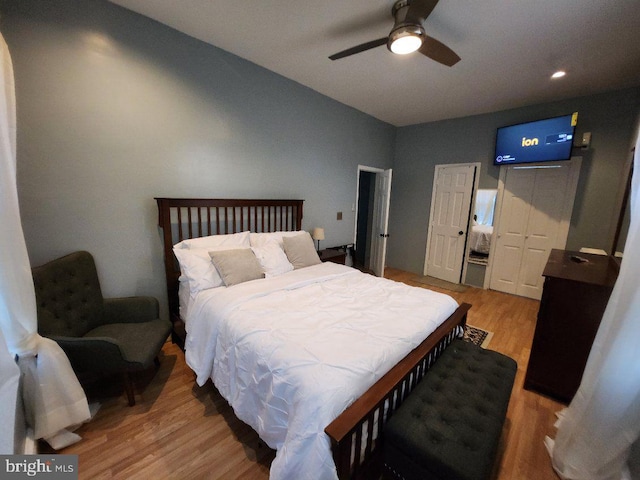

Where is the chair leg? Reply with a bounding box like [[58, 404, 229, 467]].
[[123, 371, 135, 406]]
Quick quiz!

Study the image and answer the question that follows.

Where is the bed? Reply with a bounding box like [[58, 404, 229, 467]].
[[469, 222, 493, 255], [155, 198, 471, 480]]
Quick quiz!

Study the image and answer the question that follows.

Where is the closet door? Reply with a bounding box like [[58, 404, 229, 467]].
[[489, 159, 581, 300], [516, 167, 570, 298], [489, 168, 535, 295]]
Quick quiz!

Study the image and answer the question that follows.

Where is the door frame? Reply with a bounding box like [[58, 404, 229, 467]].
[[486, 156, 582, 292], [423, 162, 480, 283], [354, 165, 392, 275]]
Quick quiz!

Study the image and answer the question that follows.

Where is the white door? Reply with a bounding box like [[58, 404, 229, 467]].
[[425, 164, 475, 283], [370, 169, 392, 277], [489, 169, 535, 294], [490, 159, 581, 299], [516, 167, 571, 298]]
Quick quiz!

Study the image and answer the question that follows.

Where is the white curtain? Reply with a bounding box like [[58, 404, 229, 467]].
[[546, 128, 640, 479], [0, 326, 20, 453], [0, 34, 90, 449]]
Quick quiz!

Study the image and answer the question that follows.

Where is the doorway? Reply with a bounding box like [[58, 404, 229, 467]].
[[355, 170, 375, 269], [354, 166, 392, 277]]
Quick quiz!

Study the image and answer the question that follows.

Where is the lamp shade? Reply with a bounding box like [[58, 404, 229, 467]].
[[312, 228, 325, 241]]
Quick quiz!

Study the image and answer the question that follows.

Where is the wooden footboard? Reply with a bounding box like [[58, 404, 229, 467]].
[[325, 302, 471, 480]]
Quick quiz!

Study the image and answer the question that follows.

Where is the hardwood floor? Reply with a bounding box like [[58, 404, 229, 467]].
[[49, 268, 563, 479]]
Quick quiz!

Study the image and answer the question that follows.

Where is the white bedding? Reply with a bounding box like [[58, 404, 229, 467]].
[[469, 224, 493, 254], [185, 262, 458, 480]]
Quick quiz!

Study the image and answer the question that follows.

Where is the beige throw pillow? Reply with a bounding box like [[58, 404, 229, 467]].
[[283, 232, 322, 269], [208, 248, 264, 286]]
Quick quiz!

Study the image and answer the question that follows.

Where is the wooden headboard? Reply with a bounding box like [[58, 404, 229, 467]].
[[155, 198, 304, 347]]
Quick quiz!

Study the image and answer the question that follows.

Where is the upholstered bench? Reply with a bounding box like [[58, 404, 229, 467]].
[[384, 338, 517, 480]]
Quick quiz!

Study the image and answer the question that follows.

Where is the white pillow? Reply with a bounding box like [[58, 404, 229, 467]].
[[173, 245, 235, 294], [251, 240, 294, 277], [249, 231, 305, 249], [283, 232, 322, 269], [174, 231, 250, 250]]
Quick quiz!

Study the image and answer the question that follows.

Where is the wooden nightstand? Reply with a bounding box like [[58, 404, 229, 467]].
[[318, 248, 346, 265]]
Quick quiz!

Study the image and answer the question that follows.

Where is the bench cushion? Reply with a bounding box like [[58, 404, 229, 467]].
[[384, 338, 517, 480]]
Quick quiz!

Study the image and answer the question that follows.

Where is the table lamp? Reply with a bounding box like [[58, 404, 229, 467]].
[[312, 227, 325, 252]]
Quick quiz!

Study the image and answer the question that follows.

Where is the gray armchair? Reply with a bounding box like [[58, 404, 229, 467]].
[[32, 251, 172, 406]]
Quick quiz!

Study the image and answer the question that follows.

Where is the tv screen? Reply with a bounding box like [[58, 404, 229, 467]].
[[494, 113, 577, 166]]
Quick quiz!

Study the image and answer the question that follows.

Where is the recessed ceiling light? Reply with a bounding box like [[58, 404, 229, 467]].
[[551, 70, 566, 79]]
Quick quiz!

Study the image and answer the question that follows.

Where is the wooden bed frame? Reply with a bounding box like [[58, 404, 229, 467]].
[[155, 197, 471, 480]]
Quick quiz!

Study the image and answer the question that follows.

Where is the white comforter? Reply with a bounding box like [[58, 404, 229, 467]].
[[185, 262, 458, 480]]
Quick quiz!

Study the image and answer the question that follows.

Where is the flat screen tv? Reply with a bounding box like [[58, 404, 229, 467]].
[[494, 112, 577, 166]]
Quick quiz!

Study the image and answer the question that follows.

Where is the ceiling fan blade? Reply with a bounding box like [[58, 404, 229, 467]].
[[329, 37, 388, 60], [418, 35, 460, 66], [406, 0, 440, 23]]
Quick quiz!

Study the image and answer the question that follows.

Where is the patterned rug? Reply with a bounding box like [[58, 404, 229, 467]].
[[463, 325, 493, 348]]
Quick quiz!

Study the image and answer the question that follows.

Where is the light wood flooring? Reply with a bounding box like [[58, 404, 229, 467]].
[[48, 268, 564, 479]]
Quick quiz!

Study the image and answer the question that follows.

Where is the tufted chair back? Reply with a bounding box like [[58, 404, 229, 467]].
[[32, 251, 106, 338]]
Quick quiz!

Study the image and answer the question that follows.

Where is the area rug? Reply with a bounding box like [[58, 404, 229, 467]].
[[463, 325, 493, 349], [412, 275, 468, 293]]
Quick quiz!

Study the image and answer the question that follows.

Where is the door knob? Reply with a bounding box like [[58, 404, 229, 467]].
[[458, 231, 464, 235]]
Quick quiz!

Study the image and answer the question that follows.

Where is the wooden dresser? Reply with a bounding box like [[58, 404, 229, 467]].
[[524, 249, 619, 403]]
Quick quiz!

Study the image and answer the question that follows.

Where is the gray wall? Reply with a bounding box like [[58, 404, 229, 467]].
[[2, 0, 638, 309], [0, 0, 395, 319], [388, 88, 640, 274]]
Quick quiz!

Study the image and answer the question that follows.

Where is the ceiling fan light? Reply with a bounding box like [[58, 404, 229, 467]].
[[388, 26, 424, 55]]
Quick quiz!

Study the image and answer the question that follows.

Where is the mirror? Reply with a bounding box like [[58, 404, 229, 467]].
[[468, 189, 497, 265]]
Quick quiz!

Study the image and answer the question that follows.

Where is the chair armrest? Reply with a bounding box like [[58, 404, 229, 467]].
[[49, 335, 127, 374], [103, 296, 159, 324]]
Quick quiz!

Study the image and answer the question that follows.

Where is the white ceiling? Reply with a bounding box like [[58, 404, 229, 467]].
[[110, 0, 640, 127]]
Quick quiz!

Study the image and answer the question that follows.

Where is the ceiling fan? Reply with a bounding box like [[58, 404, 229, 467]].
[[328, 0, 460, 67]]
